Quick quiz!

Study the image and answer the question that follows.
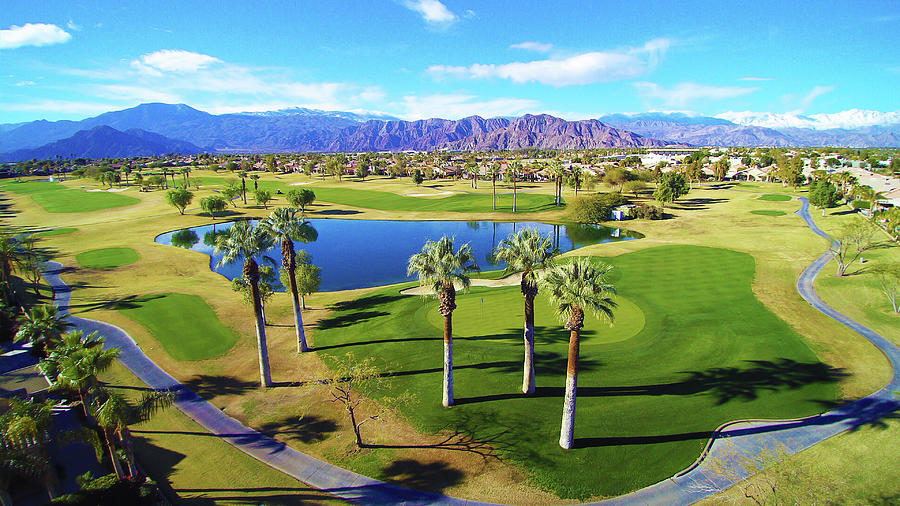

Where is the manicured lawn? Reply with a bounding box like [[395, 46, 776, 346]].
[[751, 210, 787, 216], [758, 194, 793, 202], [314, 245, 840, 499], [0, 180, 139, 213], [115, 293, 239, 361], [35, 227, 77, 236], [76, 247, 140, 269], [197, 176, 559, 213]]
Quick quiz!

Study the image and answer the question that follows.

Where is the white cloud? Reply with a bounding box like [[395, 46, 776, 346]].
[[397, 93, 540, 120], [738, 76, 773, 81], [717, 109, 900, 130], [15, 80, 36, 86], [66, 20, 82, 31], [798, 85, 834, 110], [510, 41, 553, 53], [429, 38, 670, 87], [132, 49, 222, 74], [401, 0, 457, 25], [633, 81, 758, 107], [0, 23, 71, 49]]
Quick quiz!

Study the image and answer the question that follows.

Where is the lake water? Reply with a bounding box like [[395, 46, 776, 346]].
[[155, 219, 641, 292]]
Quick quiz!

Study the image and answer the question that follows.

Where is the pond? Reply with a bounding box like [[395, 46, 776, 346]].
[[155, 219, 641, 292]]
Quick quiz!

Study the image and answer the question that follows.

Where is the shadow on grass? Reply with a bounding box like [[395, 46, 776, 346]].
[[66, 293, 165, 313], [258, 414, 338, 444], [379, 459, 465, 494], [575, 430, 715, 448], [316, 209, 362, 216], [182, 374, 258, 397], [669, 197, 730, 210], [173, 487, 336, 505]]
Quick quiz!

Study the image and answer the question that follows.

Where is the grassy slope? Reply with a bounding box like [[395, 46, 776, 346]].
[[75, 247, 140, 269], [314, 245, 839, 499], [114, 293, 239, 361], [3, 171, 891, 503]]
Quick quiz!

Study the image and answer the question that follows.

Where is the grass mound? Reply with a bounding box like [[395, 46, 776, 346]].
[[751, 210, 787, 216], [314, 245, 840, 499], [0, 180, 138, 213], [115, 293, 239, 361], [76, 247, 140, 269], [758, 194, 793, 202]]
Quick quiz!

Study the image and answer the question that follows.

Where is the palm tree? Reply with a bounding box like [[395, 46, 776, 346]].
[[15, 304, 71, 357], [0, 229, 19, 304], [509, 159, 522, 212], [0, 398, 60, 502], [495, 229, 557, 394], [94, 389, 174, 478], [549, 162, 566, 207], [215, 221, 275, 387], [260, 208, 318, 353], [541, 258, 616, 449], [487, 163, 501, 210], [43, 331, 121, 419], [407, 236, 478, 407]]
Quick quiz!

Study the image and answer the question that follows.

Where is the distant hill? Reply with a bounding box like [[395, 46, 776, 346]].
[[3, 125, 203, 162]]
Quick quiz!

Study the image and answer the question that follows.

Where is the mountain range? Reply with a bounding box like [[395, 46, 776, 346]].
[[2, 103, 898, 162], [3, 126, 202, 162]]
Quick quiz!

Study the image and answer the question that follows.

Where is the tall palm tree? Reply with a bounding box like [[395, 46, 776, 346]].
[[549, 162, 566, 207], [509, 159, 522, 212], [215, 221, 275, 387], [94, 389, 174, 478], [260, 208, 318, 353], [15, 304, 71, 357], [495, 229, 557, 394], [0, 229, 19, 304], [541, 258, 616, 449], [407, 236, 478, 407], [487, 163, 501, 210], [45, 331, 120, 419]]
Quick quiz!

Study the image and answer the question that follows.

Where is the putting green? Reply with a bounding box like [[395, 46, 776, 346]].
[[115, 293, 238, 361], [758, 194, 793, 202], [425, 289, 645, 345], [314, 245, 840, 499], [76, 247, 140, 269], [751, 210, 787, 216]]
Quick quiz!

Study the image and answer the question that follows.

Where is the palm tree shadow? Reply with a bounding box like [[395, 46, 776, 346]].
[[257, 414, 338, 444], [378, 459, 465, 494], [182, 374, 258, 398]]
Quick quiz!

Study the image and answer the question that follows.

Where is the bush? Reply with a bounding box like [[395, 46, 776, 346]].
[[628, 203, 664, 220], [569, 192, 629, 224], [852, 200, 870, 210], [51, 473, 160, 505]]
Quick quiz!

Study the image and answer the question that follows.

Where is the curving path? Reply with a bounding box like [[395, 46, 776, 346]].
[[596, 197, 900, 505], [41, 195, 899, 505]]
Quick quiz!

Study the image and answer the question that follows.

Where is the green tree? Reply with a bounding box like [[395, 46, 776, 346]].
[[286, 188, 316, 213], [254, 189, 273, 209], [93, 388, 173, 479], [15, 305, 71, 357], [356, 156, 370, 180], [541, 258, 616, 449], [266, 154, 277, 173], [215, 221, 275, 387], [412, 168, 425, 186], [261, 208, 318, 353], [653, 171, 689, 207], [407, 236, 478, 407], [238, 171, 248, 204], [830, 219, 877, 277], [200, 195, 228, 220], [487, 164, 501, 210], [495, 229, 557, 394], [41, 331, 121, 419], [221, 181, 242, 207], [622, 180, 648, 197], [808, 180, 839, 216], [165, 188, 194, 215]]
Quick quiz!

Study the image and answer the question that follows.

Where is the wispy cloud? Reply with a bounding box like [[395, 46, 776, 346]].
[[633, 81, 758, 107], [717, 109, 900, 130], [429, 38, 671, 87], [132, 49, 222, 74], [15, 81, 36, 87], [0, 23, 71, 49], [799, 85, 834, 110], [401, 0, 457, 25], [397, 93, 539, 120], [66, 20, 82, 31], [738, 76, 774, 81], [510, 41, 553, 53]]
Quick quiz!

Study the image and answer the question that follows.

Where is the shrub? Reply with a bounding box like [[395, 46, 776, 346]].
[[852, 200, 870, 210], [569, 192, 629, 224], [629, 203, 664, 220], [51, 473, 160, 505]]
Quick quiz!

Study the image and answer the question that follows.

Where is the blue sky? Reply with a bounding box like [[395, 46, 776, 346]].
[[2, 0, 898, 128]]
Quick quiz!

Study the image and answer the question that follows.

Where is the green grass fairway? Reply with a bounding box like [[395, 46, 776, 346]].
[[197, 176, 559, 213], [751, 210, 787, 216], [314, 245, 840, 499], [758, 194, 793, 202], [0, 180, 138, 213], [115, 293, 239, 361], [76, 247, 140, 269], [35, 227, 77, 237]]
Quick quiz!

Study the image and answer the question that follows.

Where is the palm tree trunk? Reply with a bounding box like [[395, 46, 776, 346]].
[[285, 242, 309, 353], [559, 325, 581, 450], [442, 313, 454, 407], [522, 288, 536, 395], [104, 428, 126, 479], [121, 427, 139, 478], [513, 178, 517, 212], [492, 177, 496, 210], [246, 260, 272, 388]]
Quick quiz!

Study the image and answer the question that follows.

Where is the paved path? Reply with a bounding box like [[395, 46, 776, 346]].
[[42, 261, 480, 506], [41, 195, 900, 505], [597, 196, 900, 505]]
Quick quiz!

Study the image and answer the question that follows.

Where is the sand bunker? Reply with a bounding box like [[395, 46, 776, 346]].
[[399, 272, 522, 296], [289, 182, 315, 186], [87, 188, 129, 192]]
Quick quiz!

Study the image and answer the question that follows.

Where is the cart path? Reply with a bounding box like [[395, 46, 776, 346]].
[[41, 195, 899, 505]]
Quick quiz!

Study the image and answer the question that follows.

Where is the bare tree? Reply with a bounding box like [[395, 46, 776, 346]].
[[830, 219, 877, 277]]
